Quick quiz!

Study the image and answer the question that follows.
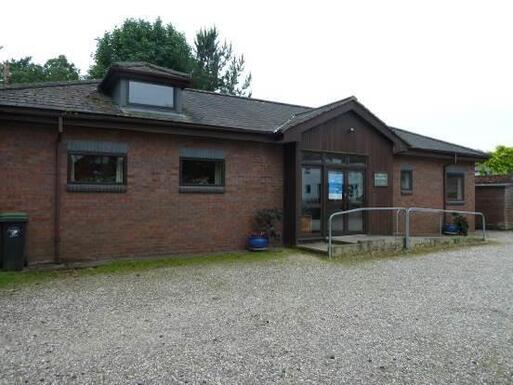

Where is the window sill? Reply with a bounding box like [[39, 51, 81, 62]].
[[67, 184, 127, 193], [122, 105, 179, 117], [401, 190, 413, 195], [446, 200, 465, 206], [179, 185, 225, 194]]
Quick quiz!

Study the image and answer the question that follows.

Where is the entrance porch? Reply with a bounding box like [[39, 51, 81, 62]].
[[280, 108, 397, 246]]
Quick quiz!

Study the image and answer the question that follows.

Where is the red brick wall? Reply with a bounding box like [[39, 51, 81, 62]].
[[1, 119, 481, 264], [446, 165, 476, 232], [0, 124, 57, 264], [1, 123, 284, 264], [476, 175, 513, 184], [393, 156, 476, 235], [475, 176, 513, 230]]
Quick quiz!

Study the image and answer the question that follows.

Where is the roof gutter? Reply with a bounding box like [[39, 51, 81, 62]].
[[397, 147, 489, 161], [0, 105, 281, 143]]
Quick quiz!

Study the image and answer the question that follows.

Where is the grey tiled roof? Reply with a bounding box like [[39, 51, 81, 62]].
[[275, 96, 356, 132], [0, 81, 121, 115], [390, 127, 487, 158], [0, 80, 309, 132], [182, 89, 310, 132], [0, 79, 487, 158]]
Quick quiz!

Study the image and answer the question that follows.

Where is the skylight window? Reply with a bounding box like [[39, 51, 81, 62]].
[[128, 80, 174, 109]]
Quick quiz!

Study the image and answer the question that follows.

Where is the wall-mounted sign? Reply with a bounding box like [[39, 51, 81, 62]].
[[374, 172, 389, 187], [328, 170, 344, 200]]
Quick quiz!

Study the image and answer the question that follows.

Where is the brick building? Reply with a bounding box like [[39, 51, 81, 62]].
[[475, 175, 513, 230], [0, 62, 488, 265]]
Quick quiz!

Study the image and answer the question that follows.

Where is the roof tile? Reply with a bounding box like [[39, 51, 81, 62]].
[[390, 127, 487, 157], [0, 77, 487, 158]]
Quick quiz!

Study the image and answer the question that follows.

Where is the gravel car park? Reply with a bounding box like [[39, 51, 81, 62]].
[[1, 232, 512, 385]]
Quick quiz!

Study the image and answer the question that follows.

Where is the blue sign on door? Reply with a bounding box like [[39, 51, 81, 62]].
[[328, 171, 344, 200]]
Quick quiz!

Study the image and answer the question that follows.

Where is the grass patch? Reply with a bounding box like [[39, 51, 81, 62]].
[[0, 248, 291, 291]]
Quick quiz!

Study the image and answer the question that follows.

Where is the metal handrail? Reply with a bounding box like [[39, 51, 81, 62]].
[[328, 207, 407, 258], [405, 207, 486, 249]]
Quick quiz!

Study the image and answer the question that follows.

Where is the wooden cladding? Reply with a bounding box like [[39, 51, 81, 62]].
[[297, 111, 395, 236]]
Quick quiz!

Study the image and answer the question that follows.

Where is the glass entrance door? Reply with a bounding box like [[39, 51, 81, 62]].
[[324, 169, 365, 236], [346, 170, 365, 233], [299, 151, 367, 239], [300, 166, 322, 236]]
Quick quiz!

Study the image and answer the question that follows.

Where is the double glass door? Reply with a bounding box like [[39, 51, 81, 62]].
[[326, 168, 365, 235], [301, 165, 365, 237]]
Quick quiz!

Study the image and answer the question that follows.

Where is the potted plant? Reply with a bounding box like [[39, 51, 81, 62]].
[[442, 223, 459, 235], [452, 213, 469, 236], [248, 208, 283, 251], [443, 214, 469, 236]]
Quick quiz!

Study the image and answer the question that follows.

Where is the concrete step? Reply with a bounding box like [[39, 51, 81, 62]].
[[298, 234, 485, 257]]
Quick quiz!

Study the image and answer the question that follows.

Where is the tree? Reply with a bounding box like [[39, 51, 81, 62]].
[[88, 19, 252, 96], [477, 145, 513, 175], [2, 57, 44, 84], [0, 56, 80, 86], [88, 18, 194, 79], [193, 27, 251, 96], [42, 55, 80, 82]]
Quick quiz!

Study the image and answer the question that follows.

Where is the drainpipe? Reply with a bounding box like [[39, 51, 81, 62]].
[[443, 164, 447, 228], [54, 116, 64, 263], [442, 153, 457, 227]]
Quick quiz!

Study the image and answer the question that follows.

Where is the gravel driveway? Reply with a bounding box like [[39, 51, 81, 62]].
[[1, 232, 513, 385]]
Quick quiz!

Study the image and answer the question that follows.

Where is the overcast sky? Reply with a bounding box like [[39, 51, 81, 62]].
[[1, 0, 511, 151]]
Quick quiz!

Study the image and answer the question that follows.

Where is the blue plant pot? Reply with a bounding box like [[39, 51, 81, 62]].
[[248, 235, 269, 251], [442, 224, 459, 235]]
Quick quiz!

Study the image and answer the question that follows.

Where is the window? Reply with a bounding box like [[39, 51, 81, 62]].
[[302, 152, 322, 163], [69, 153, 126, 185], [400, 170, 413, 193], [180, 158, 225, 187], [348, 155, 366, 167], [301, 166, 321, 233], [446, 172, 465, 203], [301, 152, 367, 167], [325, 153, 346, 165], [128, 81, 174, 109]]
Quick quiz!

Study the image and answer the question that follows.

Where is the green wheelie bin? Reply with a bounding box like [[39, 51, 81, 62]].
[[0, 212, 28, 271]]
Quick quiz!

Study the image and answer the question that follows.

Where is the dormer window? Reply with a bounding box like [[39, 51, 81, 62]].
[[98, 62, 192, 114], [128, 80, 175, 109]]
